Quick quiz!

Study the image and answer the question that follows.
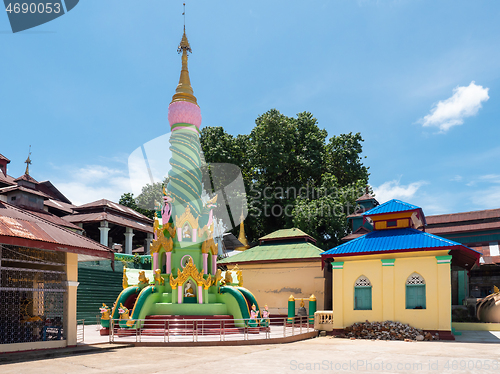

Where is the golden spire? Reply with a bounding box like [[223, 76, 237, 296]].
[[235, 213, 250, 251], [24, 145, 32, 175], [171, 26, 198, 105]]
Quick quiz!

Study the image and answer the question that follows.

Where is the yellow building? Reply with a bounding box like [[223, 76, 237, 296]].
[[321, 199, 480, 340], [219, 228, 324, 316]]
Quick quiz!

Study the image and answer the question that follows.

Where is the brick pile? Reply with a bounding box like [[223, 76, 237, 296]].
[[338, 321, 439, 341]]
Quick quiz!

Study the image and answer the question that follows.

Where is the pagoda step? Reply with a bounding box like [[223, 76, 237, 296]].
[[143, 315, 235, 329]]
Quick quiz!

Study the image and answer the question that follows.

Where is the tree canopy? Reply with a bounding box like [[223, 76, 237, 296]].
[[200, 109, 370, 249]]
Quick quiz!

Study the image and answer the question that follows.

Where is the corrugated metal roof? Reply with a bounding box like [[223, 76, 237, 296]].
[[0, 185, 51, 199], [426, 221, 500, 235], [0, 154, 10, 163], [37, 181, 73, 205], [356, 193, 378, 202], [322, 228, 481, 256], [14, 174, 38, 183], [64, 211, 153, 233], [362, 199, 421, 216], [259, 228, 314, 241], [427, 208, 500, 224], [74, 199, 152, 222], [219, 241, 323, 264], [0, 201, 113, 258], [44, 199, 76, 214], [27, 210, 83, 231], [0, 173, 15, 186]]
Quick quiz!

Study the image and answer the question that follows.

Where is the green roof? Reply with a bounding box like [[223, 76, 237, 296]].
[[259, 228, 314, 242], [218, 241, 323, 264]]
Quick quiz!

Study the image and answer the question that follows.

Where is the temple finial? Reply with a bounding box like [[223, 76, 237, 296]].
[[171, 3, 197, 105], [24, 145, 32, 175]]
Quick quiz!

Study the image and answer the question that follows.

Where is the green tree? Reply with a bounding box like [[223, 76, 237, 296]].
[[119, 192, 138, 210], [119, 180, 166, 220], [324, 132, 369, 187], [201, 109, 369, 248]]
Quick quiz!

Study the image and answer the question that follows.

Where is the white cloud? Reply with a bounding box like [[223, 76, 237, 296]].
[[450, 175, 463, 182], [471, 186, 500, 209], [479, 174, 500, 183], [373, 180, 427, 203], [53, 165, 132, 206], [419, 81, 489, 133]]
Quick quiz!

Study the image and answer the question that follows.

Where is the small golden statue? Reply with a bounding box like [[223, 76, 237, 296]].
[[154, 269, 165, 285], [224, 270, 233, 285], [138, 271, 150, 285]]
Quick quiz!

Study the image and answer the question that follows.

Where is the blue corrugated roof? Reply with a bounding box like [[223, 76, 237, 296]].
[[362, 199, 421, 216], [322, 228, 480, 256]]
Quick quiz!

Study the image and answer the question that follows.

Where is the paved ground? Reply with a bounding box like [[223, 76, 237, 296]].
[[80, 324, 500, 345], [2, 335, 500, 374]]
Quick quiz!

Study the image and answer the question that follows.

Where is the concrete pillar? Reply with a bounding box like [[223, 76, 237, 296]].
[[145, 233, 153, 255], [198, 285, 203, 304], [171, 284, 178, 303], [332, 262, 344, 329], [166, 252, 172, 274], [177, 287, 182, 304], [436, 255, 453, 331], [381, 259, 395, 322], [64, 253, 79, 346], [202, 253, 208, 274], [124, 227, 134, 255], [211, 254, 217, 275], [98, 221, 110, 247], [153, 252, 159, 271]]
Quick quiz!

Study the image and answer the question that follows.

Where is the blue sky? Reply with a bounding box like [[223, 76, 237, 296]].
[[1, 1, 500, 215]]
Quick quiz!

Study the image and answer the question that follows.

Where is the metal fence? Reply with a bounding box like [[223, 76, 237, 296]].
[[109, 315, 313, 343], [0, 245, 66, 345]]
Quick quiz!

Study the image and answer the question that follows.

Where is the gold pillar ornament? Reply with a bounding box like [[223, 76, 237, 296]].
[[235, 215, 250, 251], [122, 267, 129, 289]]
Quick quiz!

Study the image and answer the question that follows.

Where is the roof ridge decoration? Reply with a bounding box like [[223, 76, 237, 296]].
[[24, 145, 32, 175]]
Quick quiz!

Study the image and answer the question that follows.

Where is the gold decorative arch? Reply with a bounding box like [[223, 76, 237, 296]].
[[169, 257, 211, 290], [175, 205, 199, 229]]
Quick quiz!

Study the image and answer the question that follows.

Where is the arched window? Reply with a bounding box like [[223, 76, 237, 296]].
[[354, 276, 372, 310], [406, 273, 426, 309]]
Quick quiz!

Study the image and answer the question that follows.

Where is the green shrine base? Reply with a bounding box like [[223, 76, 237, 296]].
[[152, 303, 228, 316]]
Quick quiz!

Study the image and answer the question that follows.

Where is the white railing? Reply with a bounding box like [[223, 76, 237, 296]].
[[108, 315, 313, 343], [76, 319, 85, 342], [314, 311, 333, 331]]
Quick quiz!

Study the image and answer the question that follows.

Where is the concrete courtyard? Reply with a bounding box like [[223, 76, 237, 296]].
[[2, 333, 500, 374]]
